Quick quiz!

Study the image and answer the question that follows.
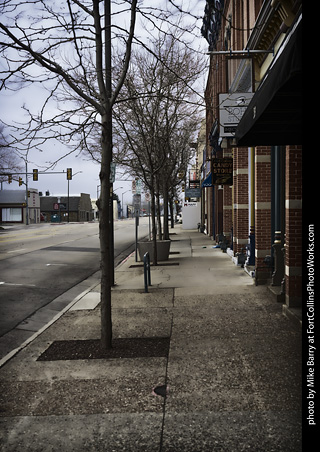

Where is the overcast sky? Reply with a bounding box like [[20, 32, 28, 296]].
[[0, 1, 207, 208]]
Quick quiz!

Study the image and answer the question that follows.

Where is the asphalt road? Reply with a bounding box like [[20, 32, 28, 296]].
[[0, 218, 149, 358]]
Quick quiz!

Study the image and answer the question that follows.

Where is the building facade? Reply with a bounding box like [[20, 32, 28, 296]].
[[0, 189, 40, 224], [200, 0, 302, 311], [40, 193, 93, 222]]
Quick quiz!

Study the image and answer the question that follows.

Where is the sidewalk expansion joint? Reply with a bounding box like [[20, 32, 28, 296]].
[[159, 287, 175, 451]]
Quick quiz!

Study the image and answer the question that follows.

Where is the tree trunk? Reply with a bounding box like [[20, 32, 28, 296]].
[[156, 192, 162, 240], [169, 196, 175, 229], [150, 188, 158, 266], [99, 115, 113, 350], [163, 185, 169, 240]]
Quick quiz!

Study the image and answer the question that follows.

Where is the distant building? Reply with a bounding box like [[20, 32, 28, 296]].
[[40, 193, 93, 222], [0, 189, 40, 224], [91, 199, 99, 220]]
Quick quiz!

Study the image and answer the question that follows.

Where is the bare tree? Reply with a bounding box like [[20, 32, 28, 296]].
[[0, 125, 23, 184], [114, 32, 202, 254], [0, 0, 138, 350], [0, 0, 206, 348]]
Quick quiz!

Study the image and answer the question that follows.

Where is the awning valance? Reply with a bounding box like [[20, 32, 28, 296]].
[[235, 14, 302, 146], [202, 172, 212, 188]]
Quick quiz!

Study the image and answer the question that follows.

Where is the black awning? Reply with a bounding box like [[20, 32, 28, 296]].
[[235, 15, 302, 146]]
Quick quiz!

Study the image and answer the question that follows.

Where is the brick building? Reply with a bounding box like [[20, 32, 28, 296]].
[[40, 193, 93, 223], [200, 0, 302, 312], [0, 189, 40, 224]]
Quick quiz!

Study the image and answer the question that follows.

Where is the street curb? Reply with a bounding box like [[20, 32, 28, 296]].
[[0, 278, 100, 369], [0, 247, 138, 369]]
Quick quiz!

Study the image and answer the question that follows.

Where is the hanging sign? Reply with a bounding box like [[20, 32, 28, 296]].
[[219, 93, 254, 137], [185, 188, 201, 198], [212, 158, 233, 185]]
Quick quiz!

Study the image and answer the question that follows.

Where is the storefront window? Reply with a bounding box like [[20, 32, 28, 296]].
[[2, 208, 22, 222]]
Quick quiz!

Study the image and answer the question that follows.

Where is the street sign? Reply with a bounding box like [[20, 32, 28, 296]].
[[185, 188, 201, 198], [133, 194, 141, 218], [133, 193, 141, 207], [110, 163, 116, 183], [136, 179, 142, 194]]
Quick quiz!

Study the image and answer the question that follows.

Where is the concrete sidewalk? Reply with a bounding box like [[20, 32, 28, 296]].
[[0, 225, 302, 451]]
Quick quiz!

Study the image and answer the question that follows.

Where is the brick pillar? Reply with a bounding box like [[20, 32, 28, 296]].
[[232, 150, 237, 251], [223, 186, 232, 242], [255, 146, 272, 284], [233, 147, 249, 255], [285, 145, 302, 307], [223, 150, 233, 244], [208, 186, 213, 238]]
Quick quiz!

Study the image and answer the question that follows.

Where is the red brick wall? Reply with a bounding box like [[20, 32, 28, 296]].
[[285, 145, 302, 307], [255, 146, 272, 284], [223, 185, 233, 241], [233, 147, 249, 254]]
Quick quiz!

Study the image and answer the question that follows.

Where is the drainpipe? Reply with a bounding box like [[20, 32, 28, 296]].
[[271, 146, 285, 286]]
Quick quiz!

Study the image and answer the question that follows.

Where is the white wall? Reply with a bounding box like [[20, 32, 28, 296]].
[[182, 202, 201, 229]]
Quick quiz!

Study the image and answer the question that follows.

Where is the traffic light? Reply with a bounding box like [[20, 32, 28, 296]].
[[27, 190, 30, 197], [19, 177, 23, 186], [67, 168, 72, 180], [33, 169, 38, 181], [8, 174, 12, 184]]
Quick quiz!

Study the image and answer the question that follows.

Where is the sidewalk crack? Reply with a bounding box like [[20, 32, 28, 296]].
[[158, 288, 174, 452]]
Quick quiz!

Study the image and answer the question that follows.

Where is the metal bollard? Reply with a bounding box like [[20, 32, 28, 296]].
[[143, 252, 151, 292]]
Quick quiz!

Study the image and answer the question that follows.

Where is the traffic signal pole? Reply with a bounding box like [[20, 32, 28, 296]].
[[25, 160, 29, 225]]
